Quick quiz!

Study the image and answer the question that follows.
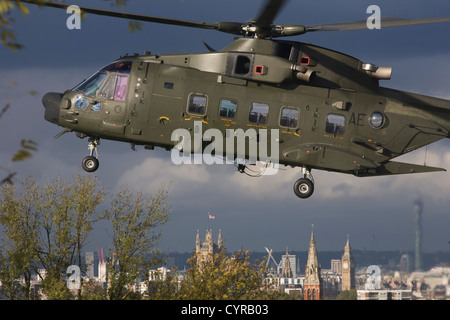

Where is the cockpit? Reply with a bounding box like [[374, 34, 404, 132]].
[[71, 60, 132, 112], [73, 61, 132, 100]]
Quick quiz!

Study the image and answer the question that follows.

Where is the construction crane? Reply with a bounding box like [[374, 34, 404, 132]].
[[264, 247, 280, 272]]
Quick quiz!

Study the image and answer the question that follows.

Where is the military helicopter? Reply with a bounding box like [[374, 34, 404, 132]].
[[23, 0, 450, 198]]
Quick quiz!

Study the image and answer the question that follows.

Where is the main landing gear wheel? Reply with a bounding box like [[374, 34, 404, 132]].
[[82, 156, 99, 173], [293, 178, 314, 199], [293, 167, 315, 199], [82, 138, 100, 173]]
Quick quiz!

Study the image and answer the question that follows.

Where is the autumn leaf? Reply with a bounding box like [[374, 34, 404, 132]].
[[11, 139, 38, 162]]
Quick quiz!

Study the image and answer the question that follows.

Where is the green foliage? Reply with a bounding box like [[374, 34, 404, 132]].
[[0, 0, 34, 50], [11, 139, 37, 162], [40, 275, 73, 300], [150, 249, 290, 300], [128, 21, 142, 32], [80, 280, 106, 300], [0, 174, 105, 300], [0, 177, 41, 299], [336, 289, 357, 300], [0, 172, 171, 300], [103, 186, 170, 300]]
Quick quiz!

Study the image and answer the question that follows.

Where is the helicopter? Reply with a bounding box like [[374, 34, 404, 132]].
[[23, 0, 450, 199]]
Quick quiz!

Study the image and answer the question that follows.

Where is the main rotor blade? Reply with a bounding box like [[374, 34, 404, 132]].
[[253, 0, 288, 27], [22, 1, 450, 39], [21, 0, 219, 30], [305, 16, 450, 32]]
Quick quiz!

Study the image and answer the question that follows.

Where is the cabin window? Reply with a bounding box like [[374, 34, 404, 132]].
[[325, 114, 346, 137], [280, 107, 299, 128], [249, 102, 269, 125], [219, 99, 237, 118], [187, 93, 208, 116], [99, 74, 128, 101]]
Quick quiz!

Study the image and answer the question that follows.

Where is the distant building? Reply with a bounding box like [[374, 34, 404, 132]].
[[400, 254, 412, 273], [341, 234, 355, 290], [280, 248, 297, 278], [98, 249, 107, 283], [303, 226, 322, 300], [85, 252, 94, 279], [196, 229, 223, 268], [407, 266, 450, 299], [357, 289, 412, 300], [331, 259, 341, 274], [413, 198, 424, 271]]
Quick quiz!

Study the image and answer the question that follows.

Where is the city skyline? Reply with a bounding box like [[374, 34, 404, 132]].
[[1, 0, 450, 254]]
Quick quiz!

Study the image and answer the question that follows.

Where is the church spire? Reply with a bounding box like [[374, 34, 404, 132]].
[[282, 247, 293, 278], [304, 224, 322, 300], [306, 225, 319, 267], [218, 229, 222, 249], [196, 229, 200, 253]]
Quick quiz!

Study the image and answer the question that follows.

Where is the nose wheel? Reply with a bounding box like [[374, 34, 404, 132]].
[[82, 138, 100, 173], [293, 167, 314, 199]]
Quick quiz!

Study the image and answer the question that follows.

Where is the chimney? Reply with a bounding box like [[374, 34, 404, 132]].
[[413, 198, 423, 271]]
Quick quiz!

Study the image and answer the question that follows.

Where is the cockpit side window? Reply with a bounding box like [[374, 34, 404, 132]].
[[114, 75, 128, 100], [74, 72, 107, 97], [99, 74, 129, 100], [100, 75, 116, 99]]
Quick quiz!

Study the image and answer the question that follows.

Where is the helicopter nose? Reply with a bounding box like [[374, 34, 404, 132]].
[[42, 92, 63, 125]]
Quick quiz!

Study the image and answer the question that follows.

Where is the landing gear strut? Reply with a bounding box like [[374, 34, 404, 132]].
[[293, 167, 314, 199], [82, 138, 100, 173]]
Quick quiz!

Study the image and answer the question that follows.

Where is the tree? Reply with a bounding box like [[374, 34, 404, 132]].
[[336, 289, 357, 300], [0, 178, 40, 299], [33, 174, 104, 299], [0, 174, 104, 299], [152, 249, 287, 300], [103, 186, 170, 300]]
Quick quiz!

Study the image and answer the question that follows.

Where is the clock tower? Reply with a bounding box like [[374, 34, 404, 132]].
[[341, 234, 355, 291]]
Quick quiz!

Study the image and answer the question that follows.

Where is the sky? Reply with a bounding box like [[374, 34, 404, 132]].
[[1, 0, 450, 255]]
